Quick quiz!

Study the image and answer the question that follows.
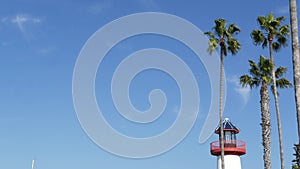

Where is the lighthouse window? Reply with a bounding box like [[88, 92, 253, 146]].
[[225, 131, 231, 141]]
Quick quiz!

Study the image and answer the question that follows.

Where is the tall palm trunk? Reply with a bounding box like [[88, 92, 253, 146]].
[[269, 38, 285, 169], [260, 82, 272, 169], [219, 45, 225, 169], [290, 0, 300, 157]]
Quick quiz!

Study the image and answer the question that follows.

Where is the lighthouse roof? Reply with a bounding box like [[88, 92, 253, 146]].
[[215, 118, 240, 134]]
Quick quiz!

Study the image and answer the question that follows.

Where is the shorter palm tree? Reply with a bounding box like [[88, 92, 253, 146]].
[[251, 14, 290, 169], [240, 55, 292, 169]]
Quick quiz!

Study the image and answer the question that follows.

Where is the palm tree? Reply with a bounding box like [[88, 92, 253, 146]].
[[251, 13, 290, 169], [204, 18, 241, 169], [240, 55, 292, 169], [293, 164, 299, 169], [289, 0, 300, 159], [293, 144, 300, 168]]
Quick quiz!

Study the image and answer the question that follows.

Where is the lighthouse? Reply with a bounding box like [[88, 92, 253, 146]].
[[210, 118, 246, 169]]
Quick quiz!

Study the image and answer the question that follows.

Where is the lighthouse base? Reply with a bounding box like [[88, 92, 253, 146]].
[[217, 155, 241, 169]]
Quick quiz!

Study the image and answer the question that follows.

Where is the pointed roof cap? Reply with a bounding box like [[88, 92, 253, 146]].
[[215, 118, 240, 134]]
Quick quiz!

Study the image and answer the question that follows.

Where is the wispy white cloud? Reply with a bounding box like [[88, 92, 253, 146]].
[[1, 14, 41, 36], [227, 75, 251, 105], [11, 14, 41, 34]]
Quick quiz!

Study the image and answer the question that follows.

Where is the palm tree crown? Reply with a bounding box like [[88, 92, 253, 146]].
[[251, 13, 289, 51], [205, 18, 241, 56], [240, 55, 292, 90]]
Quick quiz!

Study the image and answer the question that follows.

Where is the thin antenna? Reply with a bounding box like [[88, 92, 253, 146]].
[[31, 159, 35, 169]]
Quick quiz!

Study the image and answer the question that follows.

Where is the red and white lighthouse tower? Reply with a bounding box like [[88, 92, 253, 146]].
[[210, 118, 246, 169]]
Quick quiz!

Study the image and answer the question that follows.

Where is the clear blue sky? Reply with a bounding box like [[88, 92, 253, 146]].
[[0, 0, 299, 169]]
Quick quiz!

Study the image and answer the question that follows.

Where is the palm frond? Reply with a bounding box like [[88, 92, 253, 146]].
[[251, 30, 267, 48], [205, 18, 241, 56], [204, 31, 219, 54], [267, 13, 275, 20], [257, 16, 267, 29], [214, 18, 226, 37], [277, 34, 289, 47], [275, 66, 287, 78], [276, 16, 286, 23], [258, 55, 273, 77], [204, 31, 215, 38], [279, 25, 290, 36], [293, 144, 300, 167], [271, 78, 293, 96], [240, 75, 258, 89], [227, 24, 241, 35], [276, 78, 293, 88], [262, 75, 273, 84], [227, 38, 241, 55], [249, 59, 260, 77], [272, 42, 281, 52], [252, 77, 260, 87], [207, 38, 219, 54], [269, 20, 280, 32], [240, 53, 291, 95], [253, 13, 290, 51]]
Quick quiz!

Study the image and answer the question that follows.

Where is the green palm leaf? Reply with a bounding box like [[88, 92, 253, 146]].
[[205, 18, 241, 56]]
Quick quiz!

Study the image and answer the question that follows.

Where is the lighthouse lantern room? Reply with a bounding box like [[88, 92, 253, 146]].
[[210, 118, 246, 169]]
